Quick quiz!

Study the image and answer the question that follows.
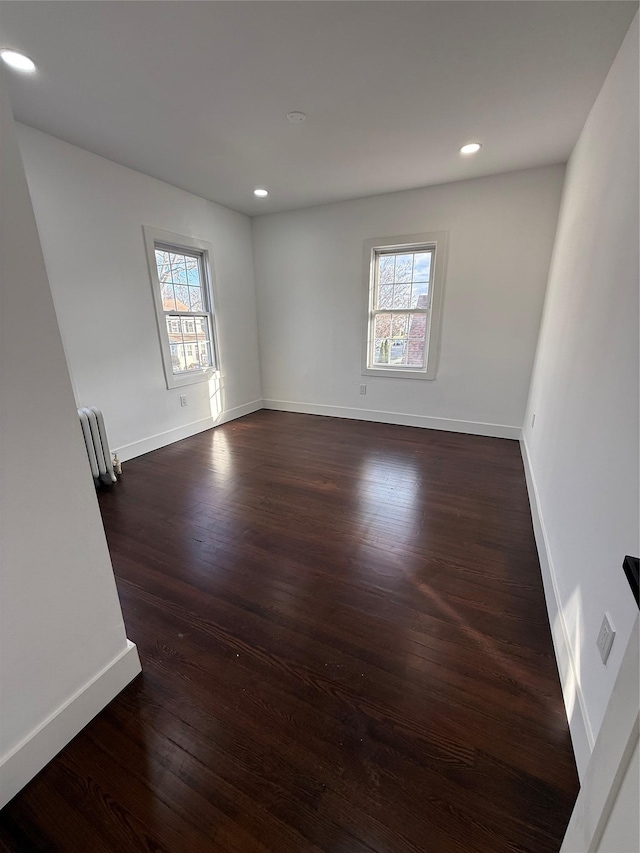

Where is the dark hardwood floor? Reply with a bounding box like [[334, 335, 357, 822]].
[[0, 411, 579, 852]]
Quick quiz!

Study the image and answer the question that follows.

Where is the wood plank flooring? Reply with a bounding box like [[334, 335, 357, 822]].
[[0, 411, 579, 852]]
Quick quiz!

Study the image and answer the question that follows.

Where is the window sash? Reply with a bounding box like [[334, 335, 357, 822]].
[[370, 308, 430, 316], [164, 311, 215, 374], [372, 247, 434, 315], [362, 233, 447, 381], [368, 313, 430, 367], [163, 310, 211, 318], [155, 244, 210, 315], [144, 226, 220, 390], [368, 247, 433, 370]]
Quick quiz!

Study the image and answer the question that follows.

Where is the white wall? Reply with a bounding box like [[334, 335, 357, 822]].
[[17, 124, 263, 460], [560, 618, 639, 853], [522, 16, 639, 778], [252, 165, 565, 438], [597, 740, 639, 853], [0, 72, 140, 807]]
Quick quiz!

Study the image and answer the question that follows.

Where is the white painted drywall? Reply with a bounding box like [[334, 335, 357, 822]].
[[560, 618, 639, 853], [251, 165, 564, 436], [523, 14, 639, 767], [597, 740, 639, 853], [0, 71, 140, 805], [16, 124, 262, 459]]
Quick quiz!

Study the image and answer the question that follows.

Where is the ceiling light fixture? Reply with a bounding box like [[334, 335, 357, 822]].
[[253, 188, 269, 198], [460, 142, 482, 155], [286, 111, 306, 124], [0, 49, 36, 73]]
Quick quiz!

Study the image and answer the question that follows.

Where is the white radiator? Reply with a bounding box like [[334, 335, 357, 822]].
[[78, 406, 117, 485]]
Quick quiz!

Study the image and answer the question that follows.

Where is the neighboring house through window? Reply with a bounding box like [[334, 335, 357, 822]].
[[143, 226, 219, 390], [362, 232, 447, 380]]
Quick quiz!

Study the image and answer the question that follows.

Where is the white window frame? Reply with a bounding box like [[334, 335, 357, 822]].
[[143, 226, 220, 390], [362, 231, 448, 381]]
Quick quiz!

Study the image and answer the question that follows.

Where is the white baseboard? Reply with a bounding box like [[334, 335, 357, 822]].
[[115, 399, 263, 461], [262, 399, 521, 440], [116, 399, 519, 462], [520, 436, 594, 781], [0, 640, 141, 808]]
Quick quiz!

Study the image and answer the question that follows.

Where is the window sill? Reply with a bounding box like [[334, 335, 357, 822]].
[[362, 366, 436, 380], [165, 367, 218, 390]]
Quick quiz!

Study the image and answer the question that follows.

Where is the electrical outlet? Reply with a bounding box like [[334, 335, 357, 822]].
[[596, 613, 615, 664], [531, 413, 536, 428], [179, 395, 187, 407], [359, 384, 367, 395]]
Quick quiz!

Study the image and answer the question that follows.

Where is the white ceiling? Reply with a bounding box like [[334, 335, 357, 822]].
[[0, 1, 637, 216]]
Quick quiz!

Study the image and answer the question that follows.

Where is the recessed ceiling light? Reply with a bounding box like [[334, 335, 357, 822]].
[[0, 49, 36, 73], [460, 142, 482, 155], [254, 188, 269, 198], [286, 111, 306, 124]]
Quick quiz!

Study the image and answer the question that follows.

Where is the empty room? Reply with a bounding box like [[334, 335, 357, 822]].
[[0, 2, 638, 851]]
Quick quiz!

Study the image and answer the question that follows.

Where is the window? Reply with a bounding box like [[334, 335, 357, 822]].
[[362, 232, 447, 380], [143, 227, 219, 389]]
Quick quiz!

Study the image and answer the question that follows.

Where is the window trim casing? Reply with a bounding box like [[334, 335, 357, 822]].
[[143, 226, 221, 390], [361, 231, 448, 381]]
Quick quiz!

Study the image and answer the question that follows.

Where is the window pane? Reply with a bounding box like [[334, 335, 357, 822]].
[[161, 283, 177, 311], [392, 283, 411, 309], [385, 314, 409, 365], [188, 287, 203, 312], [392, 314, 408, 338], [408, 314, 427, 367], [170, 343, 186, 374], [379, 255, 395, 284], [194, 316, 210, 340], [394, 254, 413, 283], [377, 285, 393, 309], [168, 253, 186, 282], [155, 250, 171, 283], [409, 313, 427, 339], [174, 285, 190, 311], [173, 264, 187, 284], [390, 339, 407, 364], [166, 315, 183, 344], [413, 252, 431, 282], [185, 256, 201, 285], [180, 316, 196, 336], [374, 313, 391, 339], [194, 340, 212, 369], [410, 280, 429, 309], [407, 343, 425, 367], [374, 339, 390, 364]]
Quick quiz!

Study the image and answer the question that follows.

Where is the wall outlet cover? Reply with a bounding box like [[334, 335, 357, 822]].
[[596, 613, 615, 665]]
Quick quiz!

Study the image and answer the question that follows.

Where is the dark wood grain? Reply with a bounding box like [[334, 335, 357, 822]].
[[0, 411, 579, 852]]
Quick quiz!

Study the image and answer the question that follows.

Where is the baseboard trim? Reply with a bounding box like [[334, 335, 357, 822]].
[[520, 436, 594, 780], [115, 399, 263, 461], [0, 640, 141, 808], [116, 400, 519, 461], [262, 399, 520, 439]]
